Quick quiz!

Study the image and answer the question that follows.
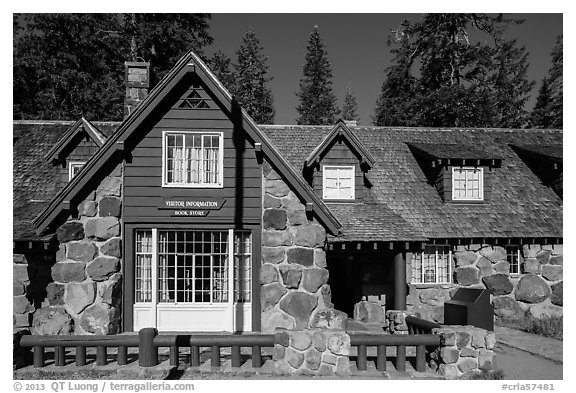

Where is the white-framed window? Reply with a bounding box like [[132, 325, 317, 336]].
[[134, 229, 252, 304], [162, 131, 223, 188], [505, 245, 522, 275], [411, 245, 452, 284], [68, 162, 85, 181], [323, 165, 355, 200], [452, 167, 484, 201]]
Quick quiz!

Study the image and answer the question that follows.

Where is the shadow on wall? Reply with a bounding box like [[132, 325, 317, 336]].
[[13, 246, 57, 330]]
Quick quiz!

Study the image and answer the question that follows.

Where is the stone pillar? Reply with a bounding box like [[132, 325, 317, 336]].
[[124, 61, 150, 118], [430, 325, 497, 379], [394, 252, 406, 310]]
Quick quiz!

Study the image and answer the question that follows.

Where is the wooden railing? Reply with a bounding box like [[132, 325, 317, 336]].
[[349, 333, 441, 372], [405, 315, 441, 335], [19, 328, 275, 369]]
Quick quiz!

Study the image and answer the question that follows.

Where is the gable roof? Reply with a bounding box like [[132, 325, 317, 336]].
[[13, 120, 119, 241], [263, 125, 563, 241], [305, 119, 376, 168], [45, 117, 108, 162], [511, 144, 563, 164], [33, 50, 342, 236]]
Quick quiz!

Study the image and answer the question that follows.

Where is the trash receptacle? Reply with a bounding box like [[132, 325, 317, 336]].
[[444, 288, 494, 331]]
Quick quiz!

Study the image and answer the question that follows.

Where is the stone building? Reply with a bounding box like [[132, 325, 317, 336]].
[[13, 50, 562, 337]]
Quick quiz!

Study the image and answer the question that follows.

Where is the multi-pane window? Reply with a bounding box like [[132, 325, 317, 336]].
[[411, 245, 452, 284], [323, 166, 355, 200], [157, 231, 229, 303], [452, 167, 484, 201], [506, 245, 521, 275], [68, 162, 85, 181], [163, 132, 223, 187], [134, 229, 252, 304], [135, 231, 153, 302], [234, 232, 252, 303]]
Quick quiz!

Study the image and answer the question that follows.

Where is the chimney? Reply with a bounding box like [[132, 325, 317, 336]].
[[124, 61, 151, 118]]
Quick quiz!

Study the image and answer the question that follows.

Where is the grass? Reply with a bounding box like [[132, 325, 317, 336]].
[[496, 314, 563, 341], [466, 369, 505, 380]]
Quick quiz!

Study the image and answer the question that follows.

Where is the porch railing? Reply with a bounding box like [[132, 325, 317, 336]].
[[349, 333, 441, 373], [405, 315, 441, 334], [19, 328, 275, 369]]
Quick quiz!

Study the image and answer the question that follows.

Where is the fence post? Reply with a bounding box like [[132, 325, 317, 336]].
[[139, 328, 159, 367], [76, 346, 86, 366], [33, 346, 44, 368]]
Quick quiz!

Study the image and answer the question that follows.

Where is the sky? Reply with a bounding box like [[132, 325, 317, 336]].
[[206, 14, 563, 125]]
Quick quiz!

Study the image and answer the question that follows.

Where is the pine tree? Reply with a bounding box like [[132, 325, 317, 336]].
[[374, 14, 534, 128], [209, 49, 236, 93], [342, 87, 360, 123], [13, 13, 213, 120], [233, 29, 275, 124], [529, 78, 555, 128], [296, 26, 340, 125], [490, 38, 534, 128], [374, 24, 419, 126], [530, 35, 562, 129]]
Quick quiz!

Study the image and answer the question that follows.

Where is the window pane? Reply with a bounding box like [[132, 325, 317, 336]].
[[165, 133, 221, 185], [157, 230, 228, 304], [453, 168, 482, 200], [234, 232, 252, 302], [135, 230, 153, 303]]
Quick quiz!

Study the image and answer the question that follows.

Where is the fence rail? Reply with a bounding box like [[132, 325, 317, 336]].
[[349, 333, 441, 373], [19, 328, 275, 369], [405, 315, 442, 334], [19, 327, 440, 373]]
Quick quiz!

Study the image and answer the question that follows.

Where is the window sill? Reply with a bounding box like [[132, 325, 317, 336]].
[[162, 183, 223, 189], [410, 282, 455, 289]]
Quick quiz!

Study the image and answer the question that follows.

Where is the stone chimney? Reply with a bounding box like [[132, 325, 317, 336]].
[[124, 61, 151, 118]]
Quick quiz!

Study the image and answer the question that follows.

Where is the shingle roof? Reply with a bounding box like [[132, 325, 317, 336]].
[[511, 144, 563, 162], [262, 125, 563, 240], [408, 142, 502, 160], [13, 120, 119, 240]]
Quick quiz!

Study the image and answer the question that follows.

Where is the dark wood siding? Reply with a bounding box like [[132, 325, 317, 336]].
[[60, 133, 100, 183], [311, 137, 366, 201], [123, 85, 263, 226]]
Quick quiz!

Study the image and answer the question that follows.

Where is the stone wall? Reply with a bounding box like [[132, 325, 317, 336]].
[[261, 161, 333, 333], [430, 325, 497, 379], [31, 165, 123, 335], [13, 252, 54, 332], [273, 328, 351, 376], [407, 244, 563, 330]]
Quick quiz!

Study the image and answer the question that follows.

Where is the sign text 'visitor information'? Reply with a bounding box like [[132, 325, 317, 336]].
[[158, 198, 225, 217]]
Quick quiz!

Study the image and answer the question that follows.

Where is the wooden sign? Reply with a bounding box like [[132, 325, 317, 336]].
[[158, 198, 226, 210], [171, 210, 210, 217]]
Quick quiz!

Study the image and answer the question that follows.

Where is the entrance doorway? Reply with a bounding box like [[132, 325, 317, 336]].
[[132, 229, 252, 332]]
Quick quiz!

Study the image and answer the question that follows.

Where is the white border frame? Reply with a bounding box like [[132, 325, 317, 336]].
[[161, 130, 224, 188], [411, 246, 453, 285], [68, 161, 86, 181], [451, 166, 484, 201], [322, 165, 355, 200]]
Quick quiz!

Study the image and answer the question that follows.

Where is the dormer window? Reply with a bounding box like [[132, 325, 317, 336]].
[[452, 167, 484, 201], [162, 131, 223, 188], [323, 165, 354, 200], [68, 162, 85, 181]]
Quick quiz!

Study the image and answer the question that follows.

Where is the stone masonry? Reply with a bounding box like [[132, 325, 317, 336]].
[[429, 325, 497, 380], [31, 164, 123, 335], [261, 160, 334, 333], [406, 244, 563, 331], [274, 328, 351, 376]]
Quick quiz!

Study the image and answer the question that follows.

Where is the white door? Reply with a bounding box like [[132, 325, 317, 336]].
[[133, 229, 252, 332]]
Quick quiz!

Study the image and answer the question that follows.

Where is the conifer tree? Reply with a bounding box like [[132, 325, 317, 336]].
[[13, 13, 213, 120], [209, 49, 236, 93], [490, 38, 534, 128], [529, 78, 555, 128], [342, 87, 360, 123], [233, 29, 275, 124], [296, 26, 340, 125], [530, 35, 562, 128]]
